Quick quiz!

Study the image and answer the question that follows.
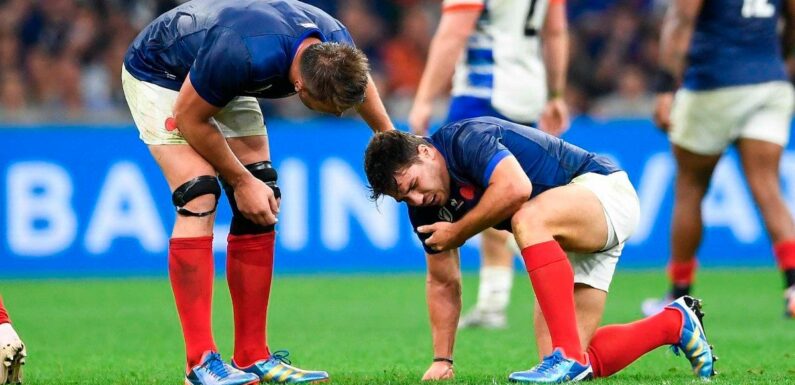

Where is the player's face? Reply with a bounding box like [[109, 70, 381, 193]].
[[391, 145, 449, 207]]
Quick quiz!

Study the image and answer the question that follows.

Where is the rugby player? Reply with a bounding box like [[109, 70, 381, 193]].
[[364, 118, 716, 383], [645, 0, 795, 318], [408, 0, 570, 329], [122, 1, 393, 384]]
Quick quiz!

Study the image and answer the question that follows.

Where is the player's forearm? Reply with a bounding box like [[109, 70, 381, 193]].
[[178, 120, 250, 186], [355, 76, 395, 132], [541, 4, 569, 97], [659, 2, 698, 78], [454, 184, 529, 241], [425, 251, 462, 358], [414, 20, 473, 105]]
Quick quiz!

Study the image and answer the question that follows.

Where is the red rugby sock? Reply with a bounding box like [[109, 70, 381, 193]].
[[587, 308, 682, 377], [774, 240, 795, 270], [227, 232, 275, 367], [521, 240, 586, 364], [0, 296, 10, 324], [169, 236, 217, 368], [668, 259, 697, 287]]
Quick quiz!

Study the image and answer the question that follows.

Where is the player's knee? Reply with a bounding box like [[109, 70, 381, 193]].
[[172, 175, 221, 217], [221, 161, 280, 235], [511, 203, 550, 234]]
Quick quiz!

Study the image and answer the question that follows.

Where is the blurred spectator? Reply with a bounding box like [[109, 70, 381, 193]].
[[0, 0, 667, 122], [592, 65, 655, 119]]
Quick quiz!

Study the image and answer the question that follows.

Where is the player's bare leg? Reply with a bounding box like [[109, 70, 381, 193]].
[[459, 228, 514, 329], [0, 298, 25, 385], [642, 145, 721, 316], [508, 183, 609, 382], [149, 144, 258, 385], [737, 138, 795, 317]]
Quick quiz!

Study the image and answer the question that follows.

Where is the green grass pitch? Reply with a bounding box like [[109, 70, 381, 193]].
[[1, 269, 794, 384]]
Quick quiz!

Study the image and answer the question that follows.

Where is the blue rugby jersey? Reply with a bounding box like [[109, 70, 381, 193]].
[[408, 117, 620, 253], [684, 0, 787, 90], [123, 0, 354, 107]]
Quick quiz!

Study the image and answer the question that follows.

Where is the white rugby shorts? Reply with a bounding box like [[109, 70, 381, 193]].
[[122, 65, 266, 145]]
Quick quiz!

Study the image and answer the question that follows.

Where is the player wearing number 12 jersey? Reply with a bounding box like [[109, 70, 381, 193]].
[[646, 0, 795, 318]]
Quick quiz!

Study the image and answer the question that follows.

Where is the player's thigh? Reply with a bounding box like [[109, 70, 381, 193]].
[[671, 145, 722, 188], [669, 87, 749, 156], [512, 184, 607, 252], [737, 138, 784, 190], [513, 172, 640, 254]]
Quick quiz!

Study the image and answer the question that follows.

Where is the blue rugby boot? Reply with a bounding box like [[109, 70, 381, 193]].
[[508, 348, 593, 383], [186, 351, 259, 385], [233, 350, 329, 383], [667, 296, 716, 379]]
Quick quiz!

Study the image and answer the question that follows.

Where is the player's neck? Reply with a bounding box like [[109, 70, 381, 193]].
[[289, 37, 323, 84]]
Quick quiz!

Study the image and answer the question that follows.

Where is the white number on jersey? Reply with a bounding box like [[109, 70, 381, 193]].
[[742, 0, 775, 18]]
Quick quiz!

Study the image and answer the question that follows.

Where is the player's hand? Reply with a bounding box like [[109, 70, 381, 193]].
[[538, 98, 570, 137], [418, 222, 464, 252], [233, 175, 280, 226], [408, 100, 433, 135], [421, 361, 454, 381], [653, 92, 674, 132]]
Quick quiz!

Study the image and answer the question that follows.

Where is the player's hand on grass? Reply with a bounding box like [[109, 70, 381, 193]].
[[653, 92, 674, 132], [422, 361, 454, 381], [234, 175, 280, 226], [418, 222, 465, 252], [539, 98, 570, 137], [408, 101, 433, 135]]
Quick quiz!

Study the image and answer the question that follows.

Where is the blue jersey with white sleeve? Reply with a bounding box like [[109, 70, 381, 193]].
[[408, 117, 621, 254], [123, 0, 354, 107], [684, 0, 787, 90]]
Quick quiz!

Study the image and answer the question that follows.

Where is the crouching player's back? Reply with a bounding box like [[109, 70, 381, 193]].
[[364, 117, 716, 383]]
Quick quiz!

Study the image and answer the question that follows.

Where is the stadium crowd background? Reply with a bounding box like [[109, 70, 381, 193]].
[[0, 0, 665, 124]]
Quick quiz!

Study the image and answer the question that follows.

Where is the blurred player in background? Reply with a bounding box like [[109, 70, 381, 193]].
[[122, 1, 393, 384], [364, 121, 715, 383], [0, 296, 25, 384], [645, 0, 795, 317], [408, 0, 570, 329]]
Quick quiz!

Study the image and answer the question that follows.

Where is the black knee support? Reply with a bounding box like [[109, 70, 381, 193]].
[[221, 161, 280, 235], [172, 175, 221, 217]]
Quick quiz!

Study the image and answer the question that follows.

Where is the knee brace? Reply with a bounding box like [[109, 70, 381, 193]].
[[221, 161, 280, 235], [172, 175, 221, 217]]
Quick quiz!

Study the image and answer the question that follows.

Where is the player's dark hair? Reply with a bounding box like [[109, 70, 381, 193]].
[[300, 42, 369, 112], [364, 130, 428, 201]]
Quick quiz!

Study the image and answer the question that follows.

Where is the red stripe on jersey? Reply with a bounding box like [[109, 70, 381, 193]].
[[442, 3, 485, 13]]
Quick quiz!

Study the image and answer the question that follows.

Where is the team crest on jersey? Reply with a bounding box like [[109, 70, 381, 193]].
[[164, 117, 178, 132]]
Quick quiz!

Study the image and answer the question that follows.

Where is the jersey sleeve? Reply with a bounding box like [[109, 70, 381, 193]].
[[408, 206, 441, 254], [450, 123, 512, 188], [442, 0, 485, 12], [189, 26, 252, 107]]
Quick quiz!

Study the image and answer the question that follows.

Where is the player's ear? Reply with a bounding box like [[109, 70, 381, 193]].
[[417, 144, 430, 159]]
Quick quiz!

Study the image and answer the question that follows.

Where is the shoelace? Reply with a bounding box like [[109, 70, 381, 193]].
[[269, 350, 293, 366], [533, 353, 565, 374], [204, 353, 231, 379]]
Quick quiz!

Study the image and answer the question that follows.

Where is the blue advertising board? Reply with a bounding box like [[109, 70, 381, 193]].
[[1, 118, 794, 277]]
